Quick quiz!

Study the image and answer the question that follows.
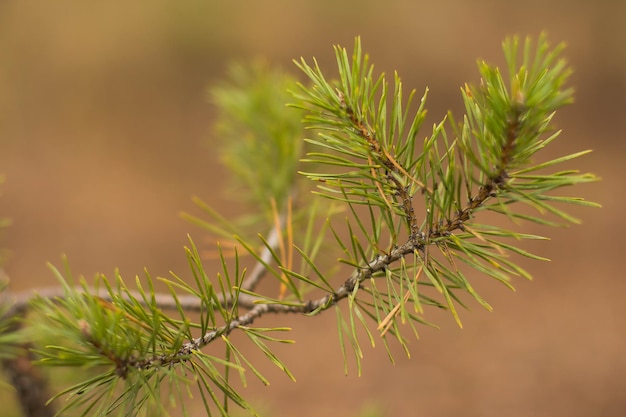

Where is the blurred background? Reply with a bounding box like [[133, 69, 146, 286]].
[[0, 1, 624, 416]]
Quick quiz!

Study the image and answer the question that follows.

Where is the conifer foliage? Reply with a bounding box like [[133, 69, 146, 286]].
[[2, 34, 598, 416]]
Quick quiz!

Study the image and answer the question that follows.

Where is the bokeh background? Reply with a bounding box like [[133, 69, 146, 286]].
[[0, 1, 624, 416]]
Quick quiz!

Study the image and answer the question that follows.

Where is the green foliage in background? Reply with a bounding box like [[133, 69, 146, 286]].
[[7, 34, 598, 417], [211, 62, 305, 219]]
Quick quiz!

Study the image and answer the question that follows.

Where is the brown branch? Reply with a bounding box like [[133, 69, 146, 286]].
[[132, 237, 419, 370], [2, 354, 55, 417], [1, 270, 55, 417], [26, 235, 410, 374]]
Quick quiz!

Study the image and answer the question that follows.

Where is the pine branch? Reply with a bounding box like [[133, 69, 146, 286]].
[[6, 240, 410, 376], [0, 34, 599, 417]]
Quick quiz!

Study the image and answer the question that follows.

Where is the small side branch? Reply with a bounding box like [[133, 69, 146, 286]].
[[240, 217, 284, 292], [340, 94, 420, 237], [431, 107, 523, 238]]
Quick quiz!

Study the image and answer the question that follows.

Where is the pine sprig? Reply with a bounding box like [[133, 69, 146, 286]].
[[6, 34, 599, 416], [292, 41, 429, 238], [29, 241, 296, 417], [293, 35, 598, 340]]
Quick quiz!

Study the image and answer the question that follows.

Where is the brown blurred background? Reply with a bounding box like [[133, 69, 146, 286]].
[[0, 1, 624, 416]]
